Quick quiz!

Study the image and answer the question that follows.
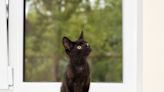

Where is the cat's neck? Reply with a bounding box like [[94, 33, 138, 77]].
[[69, 56, 87, 65]]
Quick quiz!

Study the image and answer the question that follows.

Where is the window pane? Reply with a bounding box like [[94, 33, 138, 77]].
[[24, 0, 122, 82]]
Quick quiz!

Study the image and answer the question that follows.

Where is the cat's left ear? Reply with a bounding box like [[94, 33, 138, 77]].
[[78, 31, 84, 40], [63, 37, 73, 50]]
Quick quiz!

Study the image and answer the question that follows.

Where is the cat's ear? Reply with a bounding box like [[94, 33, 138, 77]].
[[63, 37, 73, 50], [78, 31, 84, 40]]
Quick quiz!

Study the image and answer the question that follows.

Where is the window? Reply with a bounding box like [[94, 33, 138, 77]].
[[8, 0, 142, 92]]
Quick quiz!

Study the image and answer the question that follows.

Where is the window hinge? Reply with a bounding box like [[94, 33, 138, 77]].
[[8, 66, 14, 87], [6, 0, 9, 18], [6, 0, 12, 87], [6, 0, 9, 32]]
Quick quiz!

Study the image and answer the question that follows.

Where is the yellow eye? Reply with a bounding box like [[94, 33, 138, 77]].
[[77, 45, 82, 49]]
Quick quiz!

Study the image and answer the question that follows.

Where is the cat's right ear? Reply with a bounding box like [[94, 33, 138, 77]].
[[63, 37, 73, 50]]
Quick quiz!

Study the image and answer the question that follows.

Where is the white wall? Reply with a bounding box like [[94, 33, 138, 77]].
[[1, 0, 164, 92], [143, 0, 164, 92]]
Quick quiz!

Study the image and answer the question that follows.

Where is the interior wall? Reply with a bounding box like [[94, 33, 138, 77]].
[[143, 0, 164, 92]]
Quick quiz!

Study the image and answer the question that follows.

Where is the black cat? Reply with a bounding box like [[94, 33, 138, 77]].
[[61, 31, 91, 92]]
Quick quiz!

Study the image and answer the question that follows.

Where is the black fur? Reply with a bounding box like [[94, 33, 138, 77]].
[[61, 31, 91, 92]]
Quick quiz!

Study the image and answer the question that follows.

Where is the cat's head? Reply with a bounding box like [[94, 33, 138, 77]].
[[63, 31, 91, 58]]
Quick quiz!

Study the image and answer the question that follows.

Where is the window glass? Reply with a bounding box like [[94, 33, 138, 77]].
[[24, 0, 122, 82]]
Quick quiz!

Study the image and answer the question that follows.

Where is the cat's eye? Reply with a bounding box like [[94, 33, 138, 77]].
[[77, 45, 82, 49]]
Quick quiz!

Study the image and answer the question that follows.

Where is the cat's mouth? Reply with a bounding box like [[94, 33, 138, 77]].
[[85, 48, 91, 55]]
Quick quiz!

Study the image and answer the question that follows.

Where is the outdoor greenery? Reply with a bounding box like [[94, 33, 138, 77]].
[[25, 0, 122, 82]]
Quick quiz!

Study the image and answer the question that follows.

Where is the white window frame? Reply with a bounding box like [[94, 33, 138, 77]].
[[0, 0, 8, 89], [9, 0, 142, 92]]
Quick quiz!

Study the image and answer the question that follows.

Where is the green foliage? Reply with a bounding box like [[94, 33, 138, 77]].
[[25, 0, 122, 82]]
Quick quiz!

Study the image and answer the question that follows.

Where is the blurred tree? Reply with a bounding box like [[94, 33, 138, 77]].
[[25, 0, 122, 82]]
